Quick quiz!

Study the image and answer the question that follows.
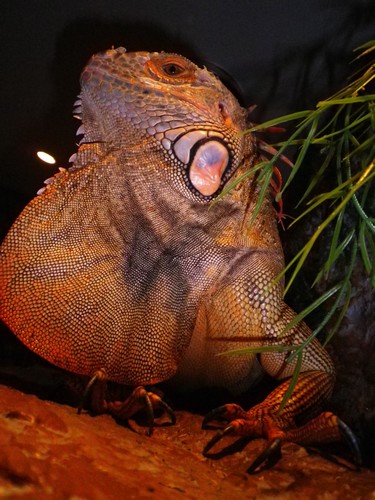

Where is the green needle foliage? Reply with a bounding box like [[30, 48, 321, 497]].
[[220, 41, 375, 411], [253, 40, 374, 320]]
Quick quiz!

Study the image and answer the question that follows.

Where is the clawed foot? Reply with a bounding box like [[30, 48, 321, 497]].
[[78, 369, 176, 435], [202, 403, 361, 473]]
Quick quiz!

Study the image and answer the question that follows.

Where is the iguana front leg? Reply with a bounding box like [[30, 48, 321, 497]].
[[198, 251, 361, 471]]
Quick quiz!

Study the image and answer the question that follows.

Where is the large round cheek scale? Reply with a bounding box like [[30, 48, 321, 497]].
[[189, 141, 229, 196]]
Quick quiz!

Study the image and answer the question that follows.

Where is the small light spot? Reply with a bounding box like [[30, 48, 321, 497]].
[[37, 151, 56, 164]]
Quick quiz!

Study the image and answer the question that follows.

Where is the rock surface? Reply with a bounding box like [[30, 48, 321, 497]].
[[0, 384, 375, 499]]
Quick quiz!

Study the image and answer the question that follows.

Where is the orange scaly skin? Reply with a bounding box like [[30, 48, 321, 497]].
[[0, 48, 359, 470]]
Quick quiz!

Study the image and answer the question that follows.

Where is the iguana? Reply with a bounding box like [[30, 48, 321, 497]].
[[0, 47, 359, 472]]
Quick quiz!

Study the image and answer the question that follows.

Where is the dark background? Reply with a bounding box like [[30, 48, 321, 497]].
[[1, 0, 374, 223]]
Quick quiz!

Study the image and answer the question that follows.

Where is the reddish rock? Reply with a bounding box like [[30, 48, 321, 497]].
[[0, 384, 374, 499]]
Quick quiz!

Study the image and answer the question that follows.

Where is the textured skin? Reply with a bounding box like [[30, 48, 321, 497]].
[[0, 48, 345, 460]]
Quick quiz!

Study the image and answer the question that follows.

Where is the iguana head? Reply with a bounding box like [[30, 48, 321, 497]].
[[77, 47, 247, 202]]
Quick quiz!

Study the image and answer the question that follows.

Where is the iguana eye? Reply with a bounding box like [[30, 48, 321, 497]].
[[145, 55, 196, 83], [162, 63, 185, 76]]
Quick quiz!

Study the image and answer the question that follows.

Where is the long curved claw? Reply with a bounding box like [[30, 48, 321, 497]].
[[77, 368, 108, 415], [202, 403, 246, 429], [77, 373, 99, 414], [126, 388, 176, 436], [158, 399, 177, 426], [203, 424, 236, 455], [202, 405, 229, 429], [142, 390, 155, 436], [246, 438, 282, 474], [338, 419, 362, 469], [147, 392, 176, 427]]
